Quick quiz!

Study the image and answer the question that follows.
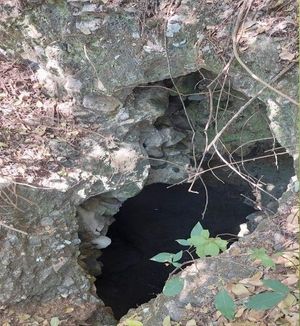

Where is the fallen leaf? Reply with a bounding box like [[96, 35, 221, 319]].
[[240, 272, 263, 286], [231, 284, 250, 297], [64, 307, 74, 313], [285, 312, 299, 326], [228, 322, 260, 326], [246, 309, 265, 321], [18, 314, 31, 321], [277, 293, 297, 311], [163, 316, 171, 326], [185, 303, 193, 310], [235, 307, 246, 318], [279, 48, 296, 61], [186, 319, 197, 326], [282, 274, 298, 286]]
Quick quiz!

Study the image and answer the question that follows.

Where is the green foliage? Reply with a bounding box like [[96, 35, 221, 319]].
[[187, 224, 228, 258], [151, 251, 183, 268], [163, 277, 184, 297], [151, 222, 228, 298], [245, 279, 290, 310], [214, 289, 236, 320], [190, 222, 203, 236], [246, 291, 286, 310], [250, 248, 276, 268], [176, 239, 190, 246], [262, 279, 289, 294], [150, 221, 292, 317], [50, 317, 60, 326]]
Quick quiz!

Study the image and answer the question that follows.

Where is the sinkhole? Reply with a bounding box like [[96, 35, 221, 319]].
[[76, 71, 295, 320], [95, 177, 256, 319]]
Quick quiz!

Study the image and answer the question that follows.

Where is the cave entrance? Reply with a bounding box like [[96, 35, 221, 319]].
[[95, 176, 257, 319], [75, 71, 295, 320]]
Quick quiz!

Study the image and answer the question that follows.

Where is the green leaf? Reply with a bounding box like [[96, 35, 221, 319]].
[[188, 235, 206, 247], [214, 289, 236, 320], [204, 242, 220, 256], [172, 262, 182, 268], [215, 238, 228, 251], [195, 246, 206, 258], [246, 291, 286, 310], [172, 251, 183, 262], [163, 277, 184, 297], [125, 320, 143, 326], [150, 252, 174, 263], [263, 279, 289, 295], [176, 239, 190, 246], [190, 222, 203, 236], [50, 317, 60, 326], [250, 248, 275, 268], [201, 229, 210, 239]]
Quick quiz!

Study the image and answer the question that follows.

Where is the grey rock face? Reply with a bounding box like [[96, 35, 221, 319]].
[[0, 0, 297, 323]]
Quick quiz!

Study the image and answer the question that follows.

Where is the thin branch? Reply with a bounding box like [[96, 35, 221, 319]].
[[232, 1, 298, 106], [0, 221, 28, 235]]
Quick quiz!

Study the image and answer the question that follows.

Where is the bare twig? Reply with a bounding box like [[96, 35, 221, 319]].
[[0, 221, 28, 235], [232, 1, 299, 106]]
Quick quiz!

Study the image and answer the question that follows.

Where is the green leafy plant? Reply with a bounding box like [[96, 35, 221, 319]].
[[150, 222, 228, 297], [249, 248, 276, 268], [245, 279, 290, 310], [150, 221, 292, 320], [213, 279, 291, 321], [185, 222, 228, 258], [214, 289, 236, 320], [163, 277, 184, 297], [151, 250, 183, 268]]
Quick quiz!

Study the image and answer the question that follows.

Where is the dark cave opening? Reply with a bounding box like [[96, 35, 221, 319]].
[[95, 178, 257, 319], [88, 71, 295, 320]]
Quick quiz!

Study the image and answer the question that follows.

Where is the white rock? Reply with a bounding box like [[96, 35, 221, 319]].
[[238, 223, 249, 237], [91, 236, 111, 249]]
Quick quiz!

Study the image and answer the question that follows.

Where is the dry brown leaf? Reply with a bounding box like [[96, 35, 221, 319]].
[[64, 307, 74, 314], [277, 293, 297, 312], [279, 48, 296, 61], [268, 307, 283, 321], [231, 284, 250, 297], [18, 313, 31, 321], [34, 126, 47, 136], [286, 210, 299, 233], [240, 272, 263, 286], [235, 307, 246, 318], [227, 322, 260, 326], [276, 252, 299, 267], [229, 247, 241, 256], [285, 312, 299, 325], [282, 274, 298, 286], [246, 310, 265, 322], [186, 319, 197, 326]]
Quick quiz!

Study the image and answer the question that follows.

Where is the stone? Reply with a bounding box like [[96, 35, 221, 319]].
[[91, 236, 111, 249], [159, 127, 186, 147], [82, 94, 121, 113], [0, 0, 297, 324]]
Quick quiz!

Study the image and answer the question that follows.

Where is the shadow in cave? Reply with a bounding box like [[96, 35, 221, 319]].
[[95, 180, 256, 319]]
